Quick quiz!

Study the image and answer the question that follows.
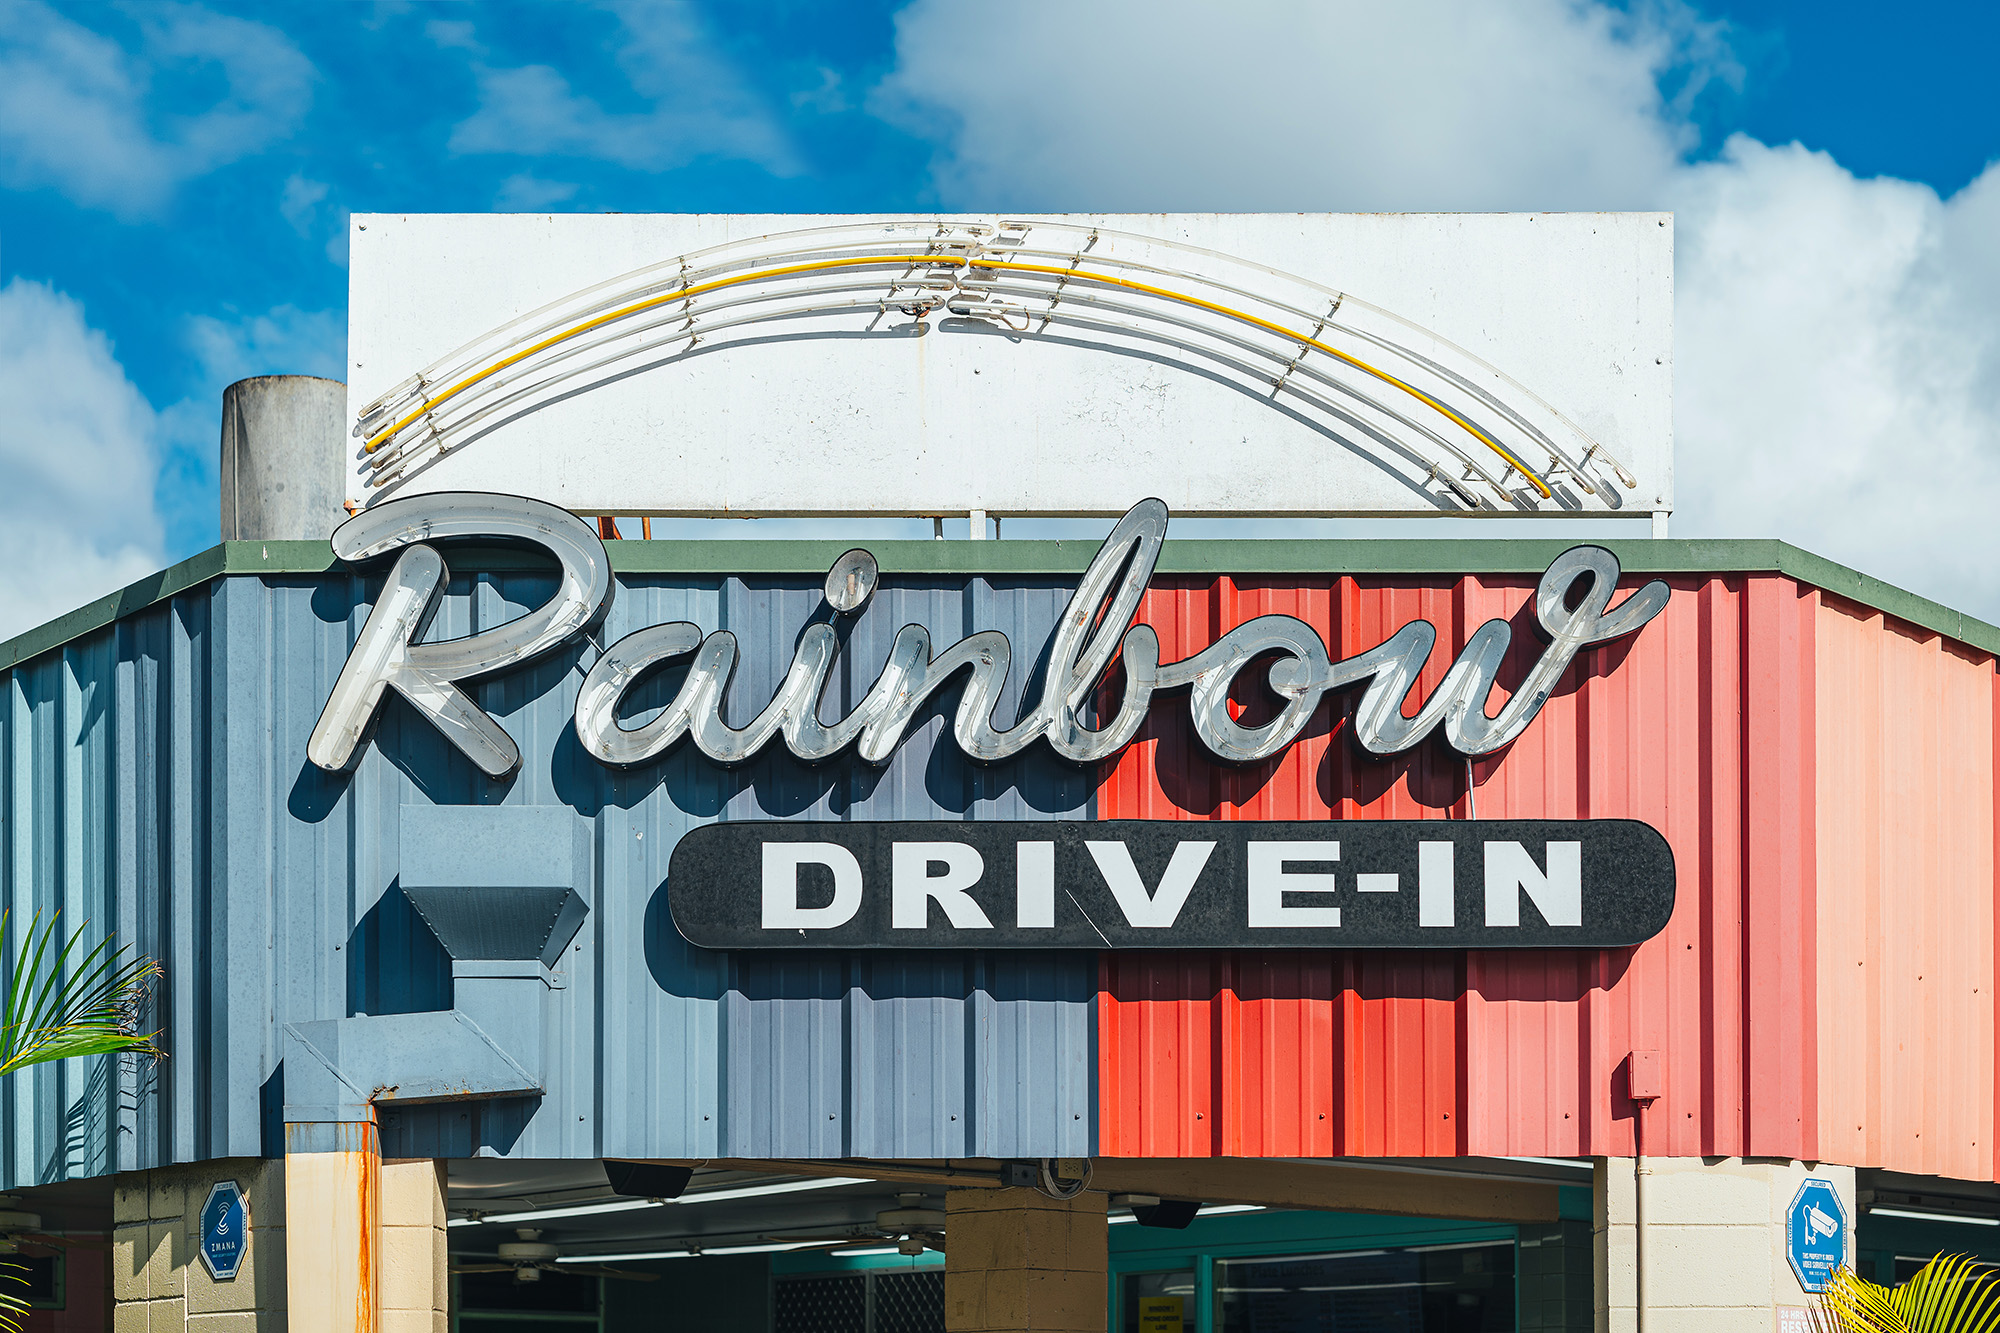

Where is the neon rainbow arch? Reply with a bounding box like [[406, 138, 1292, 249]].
[[351, 218, 1640, 511]]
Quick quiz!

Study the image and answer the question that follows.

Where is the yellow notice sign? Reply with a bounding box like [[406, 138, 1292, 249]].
[[1137, 1296, 1184, 1333]]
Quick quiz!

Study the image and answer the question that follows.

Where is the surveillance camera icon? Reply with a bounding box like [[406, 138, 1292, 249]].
[[1807, 1205, 1839, 1239]]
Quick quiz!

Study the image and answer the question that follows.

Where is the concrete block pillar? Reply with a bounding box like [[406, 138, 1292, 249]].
[[1594, 1157, 1858, 1333], [219, 375, 347, 542], [943, 1187, 1106, 1333], [112, 1160, 287, 1333], [377, 1161, 448, 1333]]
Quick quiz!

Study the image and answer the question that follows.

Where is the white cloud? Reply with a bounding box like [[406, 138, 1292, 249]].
[[1674, 140, 2000, 603], [275, 172, 349, 266], [494, 173, 580, 211], [879, 0, 1722, 211], [426, 19, 482, 54], [448, 2, 796, 174], [280, 173, 331, 235], [0, 1, 313, 218], [184, 304, 344, 391], [0, 279, 166, 639], [791, 67, 847, 115], [879, 0, 2000, 619]]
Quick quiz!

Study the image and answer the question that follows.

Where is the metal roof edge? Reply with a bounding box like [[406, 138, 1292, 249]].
[[4, 536, 1995, 672], [0, 541, 333, 673]]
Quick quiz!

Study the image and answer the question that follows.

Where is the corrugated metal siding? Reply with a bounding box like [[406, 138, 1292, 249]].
[[1, 586, 271, 1186], [5, 558, 1997, 1183], [0, 571, 1097, 1186], [361, 572, 1099, 1161], [1096, 572, 1827, 1163], [1814, 594, 1996, 1181]]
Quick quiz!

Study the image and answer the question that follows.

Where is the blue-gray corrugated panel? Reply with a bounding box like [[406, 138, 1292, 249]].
[[0, 568, 1097, 1184]]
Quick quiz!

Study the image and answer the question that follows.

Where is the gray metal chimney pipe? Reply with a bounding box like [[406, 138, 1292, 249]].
[[219, 374, 348, 541]]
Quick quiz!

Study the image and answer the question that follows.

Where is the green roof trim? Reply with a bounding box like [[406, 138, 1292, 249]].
[[4, 535, 1996, 672], [0, 540, 336, 673]]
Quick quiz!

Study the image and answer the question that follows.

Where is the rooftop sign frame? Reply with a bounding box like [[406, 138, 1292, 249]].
[[346, 213, 1673, 522]]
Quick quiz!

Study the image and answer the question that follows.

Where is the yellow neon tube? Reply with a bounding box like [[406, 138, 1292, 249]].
[[364, 254, 1552, 499]]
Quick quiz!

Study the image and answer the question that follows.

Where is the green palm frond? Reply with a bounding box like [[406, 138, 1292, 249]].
[[0, 911, 162, 1077], [1814, 1256, 2000, 1333], [0, 912, 158, 1332]]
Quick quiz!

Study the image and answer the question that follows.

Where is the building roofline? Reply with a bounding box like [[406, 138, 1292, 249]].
[[3, 536, 1994, 673]]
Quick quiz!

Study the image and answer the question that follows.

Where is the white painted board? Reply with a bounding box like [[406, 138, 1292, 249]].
[[346, 213, 1671, 518]]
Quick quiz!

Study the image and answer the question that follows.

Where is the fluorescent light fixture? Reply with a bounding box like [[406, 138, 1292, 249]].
[[1108, 1204, 1265, 1225], [672, 1177, 872, 1205], [555, 1241, 822, 1262], [451, 1176, 873, 1228], [1869, 1207, 2000, 1227], [449, 1198, 657, 1228]]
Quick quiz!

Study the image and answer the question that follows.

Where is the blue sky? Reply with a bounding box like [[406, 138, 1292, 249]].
[[1, 0, 1997, 634]]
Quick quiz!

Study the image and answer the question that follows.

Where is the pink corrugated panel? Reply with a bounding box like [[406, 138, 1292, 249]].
[[1813, 594, 1996, 1181]]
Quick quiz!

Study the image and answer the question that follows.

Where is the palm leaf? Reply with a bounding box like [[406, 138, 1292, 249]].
[[1895, 1257, 2000, 1333], [1815, 1256, 2000, 1333], [0, 911, 161, 1078], [0, 914, 159, 1333], [0, 1263, 24, 1332], [1815, 1267, 1905, 1332]]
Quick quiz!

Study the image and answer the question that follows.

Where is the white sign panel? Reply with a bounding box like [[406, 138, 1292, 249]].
[[347, 213, 1671, 519]]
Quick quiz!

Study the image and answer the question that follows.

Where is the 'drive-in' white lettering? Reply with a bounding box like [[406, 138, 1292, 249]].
[[1484, 841, 1581, 927], [1419, 842, 1455, 927], [1085, 841, 1214, 928], [762, 843, 864, 929], [1247, 841, 1342, 928], [892, 842, 993, 930], [1016, 842, 1056, 929]]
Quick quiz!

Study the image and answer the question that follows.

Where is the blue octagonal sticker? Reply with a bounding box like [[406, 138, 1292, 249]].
[[198, 1181, 248, 1281], [1787, 1178, 1847, 1294]]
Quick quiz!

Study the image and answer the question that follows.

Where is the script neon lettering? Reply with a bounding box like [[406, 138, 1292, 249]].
[[309, 493, 1670, 778]]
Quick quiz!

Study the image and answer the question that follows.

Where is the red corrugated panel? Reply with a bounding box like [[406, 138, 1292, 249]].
[[1096, 570, 1826, 1162]]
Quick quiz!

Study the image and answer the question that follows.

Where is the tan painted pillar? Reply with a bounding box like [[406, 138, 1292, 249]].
[[285, 1125, 449, 1333], [1594, 1157, 1857, 1333], [943, 1187, 1106, 1333], [285, 1123, 379, 1333]]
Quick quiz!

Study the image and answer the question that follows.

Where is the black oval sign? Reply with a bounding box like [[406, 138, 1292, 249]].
[[668, 819, 1674, 950]]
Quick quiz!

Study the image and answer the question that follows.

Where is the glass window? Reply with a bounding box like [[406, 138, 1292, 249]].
[[9, 1253, 60, 1308], [1122, 1270, 1197, 1333], [1216, 1241, 1514, 1333]]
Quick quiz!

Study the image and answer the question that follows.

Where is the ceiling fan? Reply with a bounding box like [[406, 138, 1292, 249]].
[[765, 1193, 947, 1257], [451, 1228, 660, 1284]]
